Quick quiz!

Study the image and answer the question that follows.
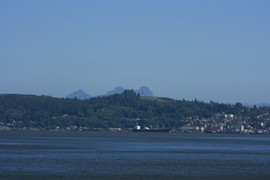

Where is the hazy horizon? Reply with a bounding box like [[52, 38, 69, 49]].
[[1, 0, 269, 104]]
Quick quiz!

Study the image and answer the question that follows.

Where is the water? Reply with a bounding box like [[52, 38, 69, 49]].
[[0, 131, 270, 179]]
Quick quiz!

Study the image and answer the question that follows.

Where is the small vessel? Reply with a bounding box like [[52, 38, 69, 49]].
[[132, 125, 172, 133]]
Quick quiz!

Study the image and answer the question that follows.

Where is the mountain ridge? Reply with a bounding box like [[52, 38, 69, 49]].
[[66, 89, 91, 100], [66, 86, 154, 100], [243, 103, 270, 108], [104, 87, 126, 96]]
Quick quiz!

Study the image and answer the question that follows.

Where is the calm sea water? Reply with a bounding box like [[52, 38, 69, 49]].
[[0, 131, 270, 180]]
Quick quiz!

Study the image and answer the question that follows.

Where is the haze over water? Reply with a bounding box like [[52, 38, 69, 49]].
[[1, 131, 270, 179]]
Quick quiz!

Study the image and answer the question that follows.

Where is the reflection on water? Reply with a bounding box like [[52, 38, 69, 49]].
[[0, 131, 270, 179]]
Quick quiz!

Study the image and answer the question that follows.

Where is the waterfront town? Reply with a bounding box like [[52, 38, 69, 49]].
[[1, 112, 270, 134], [178, 112, 270, 134]]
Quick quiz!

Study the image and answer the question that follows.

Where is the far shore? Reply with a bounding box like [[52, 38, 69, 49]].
[[1, 128, 270, 136]]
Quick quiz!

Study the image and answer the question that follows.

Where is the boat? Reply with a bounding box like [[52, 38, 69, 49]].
[[132, 125, 172, 133]]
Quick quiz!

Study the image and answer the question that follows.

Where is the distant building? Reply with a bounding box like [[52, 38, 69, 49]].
[[108, 128, 122, 131], [219, 125, 224, 131], [235, 125, 244, 132], [224, 114, 234, 119]]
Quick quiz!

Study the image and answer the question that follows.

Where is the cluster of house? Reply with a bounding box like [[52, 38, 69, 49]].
[[179, 113, 270, 134]]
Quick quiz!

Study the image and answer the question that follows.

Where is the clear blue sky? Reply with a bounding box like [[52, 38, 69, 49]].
[[1, 0, 269, 104]]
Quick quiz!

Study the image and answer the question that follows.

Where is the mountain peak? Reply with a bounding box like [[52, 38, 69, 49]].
[[66, 89, 91, 100], [104, 86, 154, 97], [135, 86, 154, 97], [105, 87, 125, 96]]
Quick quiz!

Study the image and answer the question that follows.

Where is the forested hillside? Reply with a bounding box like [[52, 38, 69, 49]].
[[0, 90, 269, 130]]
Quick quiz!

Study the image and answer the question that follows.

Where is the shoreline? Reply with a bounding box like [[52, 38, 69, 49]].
[[0, 128, 269, 136]]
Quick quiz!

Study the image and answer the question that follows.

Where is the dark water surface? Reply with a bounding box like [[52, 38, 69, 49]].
[[0, 131, 270, 179]]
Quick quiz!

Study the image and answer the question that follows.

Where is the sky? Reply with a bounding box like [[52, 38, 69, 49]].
[[1, 0, 269, 104]]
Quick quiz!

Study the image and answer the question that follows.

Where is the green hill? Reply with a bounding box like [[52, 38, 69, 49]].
[[0, 90, 269, 130]]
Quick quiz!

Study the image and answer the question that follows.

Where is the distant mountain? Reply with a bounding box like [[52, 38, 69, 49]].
[[66, 89, 91, 100], [243, 103, 270, 108], [104, 86, 153, 97], [135, 86, 154, 97], [104, 87, 126, 96], [257, 103, 270, 107], [66, 86, 153, 99]]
